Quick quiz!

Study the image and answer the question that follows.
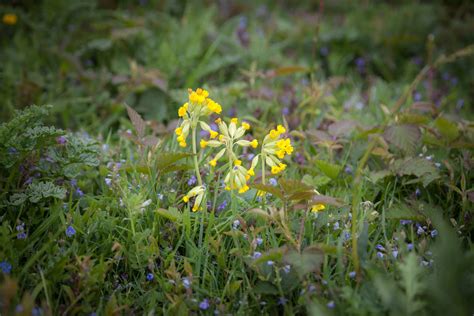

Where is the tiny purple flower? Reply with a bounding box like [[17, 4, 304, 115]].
[[256, 237, 263, 246], [283, 264, 291, 274], [217, 200, 228, 212], [349, 271, 356, 279], [320, 46, 329, 56], [199, 299, 210, 310], [66, 225, 76, 237], [188, 175, 197, 186], [413, 91, 422, 102], [266, 260, 274, 266], [417, 226, 425, 235], [376, 244, 385, 251], [376, 252, 384, 259], [252, 252, 262, 259], [269, 178, 277, 186], [407, 243, 414, 251], [56, 136, 67, 145], [146, 273, 154, 281], [344, 165, 353, 174], [17, 232, 27, 240], [344, 231, 351, 241], [278, 297, 288, 306], [327, 301, 335, 309], [105, 178, 112, 186], [0, 261, 12, 274], [430, 229, 438, 238], [400, 220, 412, 225], [333, 221, 340, 231], [415, 188, 421, 198]]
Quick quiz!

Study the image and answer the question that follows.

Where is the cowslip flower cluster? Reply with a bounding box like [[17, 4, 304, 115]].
[[175, 88, 292, 212], [175, 88, 222, 148], [249, 124, 293, 185], [205, 118, 258, 193]]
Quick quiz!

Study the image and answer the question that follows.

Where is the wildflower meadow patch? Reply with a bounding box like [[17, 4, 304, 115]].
[[0, 1, 473, 315]]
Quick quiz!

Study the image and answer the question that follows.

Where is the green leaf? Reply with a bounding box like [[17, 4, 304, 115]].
[[253, 281, 279, 295], [391, 157, 440, 187], [315, 160, 342, 179], [156, 152, 192, 172], [398, 253, 426, 315], [434, 116, 459, 142], [384, 124, 420, 154], [154, 207, 182, 223]]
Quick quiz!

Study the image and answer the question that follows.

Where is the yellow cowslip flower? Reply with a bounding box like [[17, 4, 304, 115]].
[[200, 139, 208, 148], [175, 127, 183, 136], [210, 130, 218, 139], [249, 125, 292, 182], [234, 159, 242, 166], [209, 159, 217, 167], [250, 139, 258, 148], [242, 122, 250, 130], [189, 88, 209, 104], [238, 185, 249, 194], [2, 13, 17, 25], [206, 98, 222, 114], [231, 118, 238, 124], [178, 103, 188, 117], [248, 168, 255, 176], [311, 204, 325, 213], [182, 185, 206, 212]]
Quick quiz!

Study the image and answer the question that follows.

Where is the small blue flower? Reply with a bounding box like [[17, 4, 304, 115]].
[[146, 273, 154, 281], [349, 271, 356, 279], [430, 229, 438, 238], [266, 260, 274, 266], [320, 46, 329, 56], [415, 188, 421, 197], [256, 237, 263, 246], [75, 188, 84, 197], [376, 244, 385, 251], [0, 260, 12, 274], [247, 153, 255, 161], [182, 277, 191, 289], [252, 252, 262, 260], [327, 301, 335, 309], [199, 299, 210, 310], [400, 219, 412, 225], [333, 221, 340, 231], [416, 226, 425, 235], [17, 232, 27, 240], [32, 307, 42, 316], [15, 305, 24, 313], [105, 178, 112, 186], [269, 178, 277, 186], [407, 243, 414, 251], [278, 297, 288, 306], [344, 165, 353, 174], [66, 225, 76, 237], [392, 250, 399, 259], [376, 252, 384, 259], [157, 193, 164, 200], [344, 231, 351, 241], [217, 200, 228, 212], [283, 264, 291, 274], [188, 175, 197, 186]]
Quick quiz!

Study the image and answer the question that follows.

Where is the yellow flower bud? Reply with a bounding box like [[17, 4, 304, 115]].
[[179, 141, 187, 147], [238, 185, 249, 194], [210, 130, 218, 139], [248, 168, 255, 176], [209, 159, 217, 167], [242, 122, 250, 130], [183, 196, 189, 203], [311, 204, 325, 213], [2, 13, 17, 25], [231, 118, 238, 124], [175, 127, 182, 136], [200, 139, 208, 149], [234, 159, 242, 166], [250, 139, 258, 148], [277, 124, 286, 134], [271, 165, 280, 174]]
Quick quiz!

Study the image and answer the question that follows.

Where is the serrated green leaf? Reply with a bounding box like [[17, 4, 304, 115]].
[[250, 183, 284, 200], [315, 160, 342, 179], [386, 203, 425, 221], [384, 124, 420, 154]]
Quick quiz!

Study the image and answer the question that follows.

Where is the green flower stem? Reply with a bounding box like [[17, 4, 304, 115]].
[[261, 154, 266, 185], [191, 127, 203, 186]]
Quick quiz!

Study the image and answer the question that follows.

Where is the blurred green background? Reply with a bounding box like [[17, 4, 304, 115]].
[[1, 0, 473, 132]]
